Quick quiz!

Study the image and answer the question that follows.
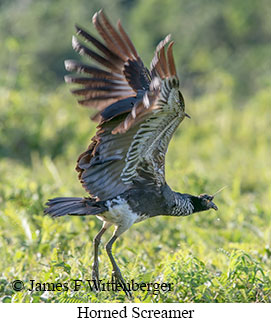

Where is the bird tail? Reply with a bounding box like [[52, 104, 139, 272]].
[[44, 197, 107, 218]]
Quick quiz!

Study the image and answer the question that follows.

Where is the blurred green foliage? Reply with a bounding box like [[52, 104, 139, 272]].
[[1, 0, 270, 98], [0, 0, 270, 303]]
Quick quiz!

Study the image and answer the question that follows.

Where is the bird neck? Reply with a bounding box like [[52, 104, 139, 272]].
[[171, 192, 194, 216]]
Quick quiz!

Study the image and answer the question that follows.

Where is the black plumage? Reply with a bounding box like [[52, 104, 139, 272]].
[[44, 10, 218, 296]]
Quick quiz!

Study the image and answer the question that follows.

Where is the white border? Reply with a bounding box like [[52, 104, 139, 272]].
[[1, 303, 271, 323]]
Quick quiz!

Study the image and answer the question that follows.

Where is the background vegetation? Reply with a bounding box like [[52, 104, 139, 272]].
[[0, 0, 270, 303]]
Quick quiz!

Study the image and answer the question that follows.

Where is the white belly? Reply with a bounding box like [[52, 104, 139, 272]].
[[96, 196, 140, 235]]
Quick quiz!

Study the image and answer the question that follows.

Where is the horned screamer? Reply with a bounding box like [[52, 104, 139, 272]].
[[45, 9, 218, 296]]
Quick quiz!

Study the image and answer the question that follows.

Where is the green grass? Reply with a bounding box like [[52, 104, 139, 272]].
[[0, 85, 270, 303]]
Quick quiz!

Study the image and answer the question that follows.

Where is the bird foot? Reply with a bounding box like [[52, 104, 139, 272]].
[[112, 269, 133, 299]]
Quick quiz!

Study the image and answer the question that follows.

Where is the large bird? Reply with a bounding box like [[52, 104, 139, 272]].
[[45, 9, 218, 295]]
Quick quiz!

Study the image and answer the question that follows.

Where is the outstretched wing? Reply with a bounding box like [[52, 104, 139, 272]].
[[66, 10, 188, 201], [65, 9, 150, 121]]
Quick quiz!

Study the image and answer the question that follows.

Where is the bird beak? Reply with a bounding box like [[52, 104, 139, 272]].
[[207, 200, 218, 211], [185, 113, 191, 119]]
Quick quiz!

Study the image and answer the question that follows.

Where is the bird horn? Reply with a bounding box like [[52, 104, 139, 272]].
[[212, 185, 227, 198]]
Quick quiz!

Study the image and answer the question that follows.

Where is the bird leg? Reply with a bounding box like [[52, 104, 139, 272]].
[[105, 234, 132, 298], [92, 225, 108, 289]]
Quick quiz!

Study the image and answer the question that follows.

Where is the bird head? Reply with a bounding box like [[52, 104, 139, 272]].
[[197, 193, 218, 211], [191, 186, 227, 212]]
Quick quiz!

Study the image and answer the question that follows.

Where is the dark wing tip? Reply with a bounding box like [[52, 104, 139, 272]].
[[75, 24, 84, 36]]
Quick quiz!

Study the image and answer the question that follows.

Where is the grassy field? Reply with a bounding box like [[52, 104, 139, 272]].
[[0, 83, 270, 303]]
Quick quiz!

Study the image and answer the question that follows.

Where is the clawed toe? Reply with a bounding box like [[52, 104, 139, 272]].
[[112, 269, 133, 299]]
